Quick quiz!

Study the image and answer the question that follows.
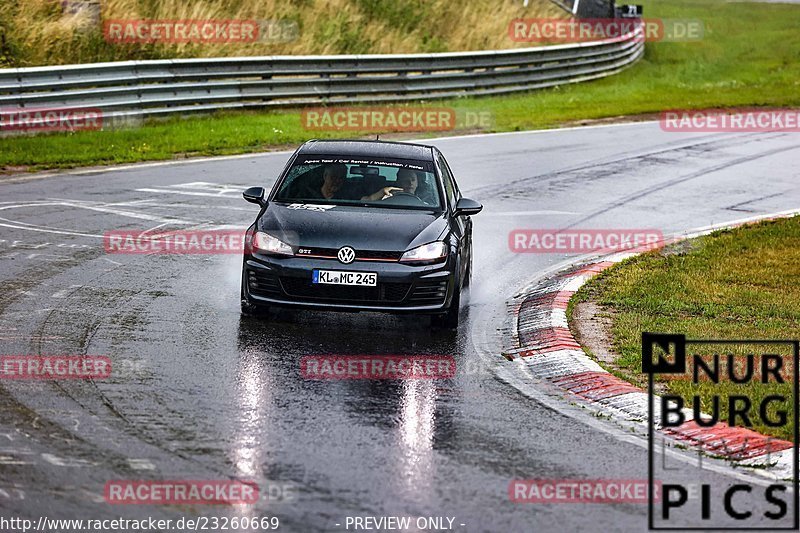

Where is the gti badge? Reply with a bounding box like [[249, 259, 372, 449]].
[[337, 246, 355, 264]]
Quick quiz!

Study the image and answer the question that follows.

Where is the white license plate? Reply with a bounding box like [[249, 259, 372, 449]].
[[312, 270, 377, 286]]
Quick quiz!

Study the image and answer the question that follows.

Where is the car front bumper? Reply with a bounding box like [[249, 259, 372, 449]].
[[242, 252, 456, 313]]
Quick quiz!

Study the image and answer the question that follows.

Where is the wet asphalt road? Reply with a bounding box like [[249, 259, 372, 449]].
[[0, 123, 799, 532]]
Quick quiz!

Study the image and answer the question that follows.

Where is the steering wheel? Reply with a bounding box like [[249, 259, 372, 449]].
[[381, 191, 425, 205], [388, 191, 420, 199]]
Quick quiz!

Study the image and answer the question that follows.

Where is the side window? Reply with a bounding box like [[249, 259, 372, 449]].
[[437, 154, 457, 209], [442, 157, 461, 201]]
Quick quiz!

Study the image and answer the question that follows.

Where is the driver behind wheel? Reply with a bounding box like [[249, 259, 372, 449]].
[[401, 169, 438, 205], [396, 168, 418, 194], [361, 168, 423, 201]]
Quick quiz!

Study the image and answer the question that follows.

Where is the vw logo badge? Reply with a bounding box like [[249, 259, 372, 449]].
[[337, 246, 356, 264]]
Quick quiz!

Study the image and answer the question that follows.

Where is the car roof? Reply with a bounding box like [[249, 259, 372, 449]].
[[298, 140, 435, 161]]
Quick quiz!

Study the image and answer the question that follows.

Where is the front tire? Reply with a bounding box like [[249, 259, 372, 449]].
[[463, 250, 472, 288], [241, 299, 269, 318], [241, 276, 270, 318], [432, 284, 461, 330]]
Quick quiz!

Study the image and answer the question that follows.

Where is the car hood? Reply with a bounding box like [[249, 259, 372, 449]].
[[257, 203, 448, 252]]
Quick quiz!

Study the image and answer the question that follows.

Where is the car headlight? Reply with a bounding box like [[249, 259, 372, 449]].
[[400, 241, 447, 263], [253, 231, 294, 255]]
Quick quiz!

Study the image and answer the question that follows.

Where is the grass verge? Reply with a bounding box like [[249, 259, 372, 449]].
[[0, 0, 559, 66], [571, 217, 800, 442], [1, 0, 799, 172]]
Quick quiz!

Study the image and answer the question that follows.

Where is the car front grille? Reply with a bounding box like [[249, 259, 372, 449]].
[[279, 277, 411, 303], [297, 247, 402, 262]]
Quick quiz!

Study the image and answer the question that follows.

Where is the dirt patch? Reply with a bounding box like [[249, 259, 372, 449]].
[[0, 165, 31, 175], [560, 113, 664, 128], [570, 300, 662, 392], [571, 301, 620, 366]]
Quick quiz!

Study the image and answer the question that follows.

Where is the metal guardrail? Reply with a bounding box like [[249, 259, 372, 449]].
[[0, 24, 643, 128]]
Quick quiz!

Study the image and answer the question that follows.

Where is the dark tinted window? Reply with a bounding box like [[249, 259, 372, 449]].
[[273, 156, 441, 210]]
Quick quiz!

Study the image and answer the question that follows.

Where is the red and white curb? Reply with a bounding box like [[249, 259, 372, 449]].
[[507, 210, 800, 481]]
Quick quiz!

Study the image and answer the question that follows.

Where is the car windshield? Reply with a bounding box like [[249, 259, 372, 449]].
[[272, 156, 442, 210]]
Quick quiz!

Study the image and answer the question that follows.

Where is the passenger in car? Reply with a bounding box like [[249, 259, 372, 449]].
[[296, 163, 348, 200]]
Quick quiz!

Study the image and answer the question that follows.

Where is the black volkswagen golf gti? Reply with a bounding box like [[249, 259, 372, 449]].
[[240, 140, 482, 329]]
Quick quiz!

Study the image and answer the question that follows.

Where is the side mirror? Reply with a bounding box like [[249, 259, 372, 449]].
[[454, 197, 482, 216], [243, 186, 266, 207]]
